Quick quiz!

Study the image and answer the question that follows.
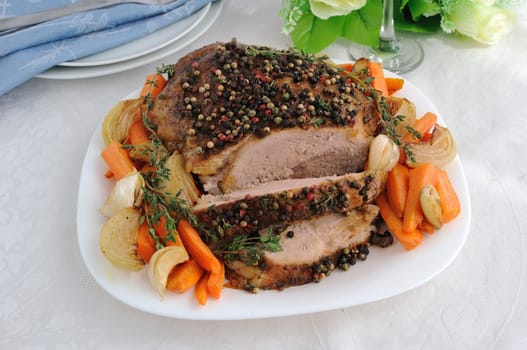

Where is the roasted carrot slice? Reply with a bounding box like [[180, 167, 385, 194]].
[[377, 193, 422, 250], [153, 215, 183, 247], [128, 120, 149, 145], [137, 222, 156, 264], [368, 61, 388, 97], [206, 261, 225, 299], [386, 163, 410, 218], [140, 73, 166, 100], [436, 169, 461, 223], [386, 77, 404, 95], [166, 258, 205, 293], [403, 163, 439, 233], [177, 219, 222, 273], [101, 141, 135, 180], [403, 112, 438, 143], [195, 272, 209, 306]]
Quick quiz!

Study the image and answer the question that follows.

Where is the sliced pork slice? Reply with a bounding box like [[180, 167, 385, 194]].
[[193, 171, 386, 240], [219, 127, 371, 193], [225, 205, 381, 291]]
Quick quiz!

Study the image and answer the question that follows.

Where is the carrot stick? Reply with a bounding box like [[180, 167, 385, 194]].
[[368, 61, 388, 97], [436, 169, 461, 223], [195, 272, 209, 306], [137, 222, 156, 264], [386, 163, 410, 218], [128, 120, 149, 145], [403, 112, 438, 143], [153, 215, 183, 247], [101, 141, 136, 180], [177, 219, 222, 274], [376, 193, 422, 250], [166, 258, 205, 293], [418, 219, 436, 234], [386, 77, 404, 95], [206, 261, 225, 299], [403, 163, 439, 233], [104, 169, 114, 179], [337, 63, 354, 72], [140, 73, 166, 100]]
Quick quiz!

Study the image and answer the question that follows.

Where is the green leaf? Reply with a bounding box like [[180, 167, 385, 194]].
[[394, 13, 441, 33], [290, 13, 347, 53], [393, 0, 441, 33], [407, 0, 440, 20], [341, 0, 383, 48]]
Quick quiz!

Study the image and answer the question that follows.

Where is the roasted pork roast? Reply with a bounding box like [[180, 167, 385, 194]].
[[149, 40, 392, 291]]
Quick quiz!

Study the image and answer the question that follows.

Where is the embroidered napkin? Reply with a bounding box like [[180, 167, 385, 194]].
[[0, 0, 213, 96]]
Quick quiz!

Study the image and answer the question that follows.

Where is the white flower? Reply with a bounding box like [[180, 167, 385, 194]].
[[441, 0, 515, 45], [308, 0, 366, 19]]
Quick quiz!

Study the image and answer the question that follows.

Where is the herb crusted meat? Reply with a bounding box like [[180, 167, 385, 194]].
[[150, 39, 382, 191], [149, 40, 391, 291]]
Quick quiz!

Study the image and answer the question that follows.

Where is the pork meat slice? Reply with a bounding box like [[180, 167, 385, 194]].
[[193, 171, 386, 241], [149, 39, 381, 182], [225, 205, 381, 291], [218, 127, 371, 193]]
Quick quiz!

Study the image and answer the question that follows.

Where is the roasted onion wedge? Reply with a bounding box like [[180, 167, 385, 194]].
[[99, 207, 144, 271], [101, 98, 142, 146], [385, 96, 417, 139], [148, 246, 189, 299], [100, 171, 144, 218], [405, 125, 457, 168], [161, 152, 201, 206]]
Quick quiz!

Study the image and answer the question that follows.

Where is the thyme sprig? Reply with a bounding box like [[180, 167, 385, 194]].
[[215, 229, 282, 266], [134, 81, 216, 248], [378, 98, 417, 163]]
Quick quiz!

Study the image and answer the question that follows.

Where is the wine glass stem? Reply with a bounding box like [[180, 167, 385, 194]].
[[378, 0, 398, 52]]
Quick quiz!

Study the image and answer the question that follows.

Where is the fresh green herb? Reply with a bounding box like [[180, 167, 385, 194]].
[[378, 98, 416, 161], [246, 46, 281, 58], [216, 228, 282, 266], [309, 117, 324, 127], [157, 64, 175, 79], [405, 125, 423, 140], [131, 69, 217, 249]]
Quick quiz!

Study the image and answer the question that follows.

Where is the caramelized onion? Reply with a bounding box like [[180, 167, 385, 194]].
[[148, 246, 189, 299], [405, 125, 457, 168], [100, 171, 144, 218], [101, 98, 142, 146], [161, 152, 201, 206], [385, 96, 417, 139], [99, 207, 144, 271]]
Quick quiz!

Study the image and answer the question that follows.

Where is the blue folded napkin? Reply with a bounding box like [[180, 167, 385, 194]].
[[0, 0, 213, 96]]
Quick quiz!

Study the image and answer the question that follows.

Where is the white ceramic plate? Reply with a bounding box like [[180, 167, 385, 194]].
[[76, 68, 471, 320], [37, 1, 222, 79], [59, 3, 210, 67]]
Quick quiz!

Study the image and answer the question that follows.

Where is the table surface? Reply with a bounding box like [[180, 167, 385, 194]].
[[1, 1, 527, 348]]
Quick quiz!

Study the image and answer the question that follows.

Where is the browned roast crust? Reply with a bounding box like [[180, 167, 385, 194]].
[[225, 205, 381, 291], [193, 171, 386, 242], [149, 39, 382, 173]]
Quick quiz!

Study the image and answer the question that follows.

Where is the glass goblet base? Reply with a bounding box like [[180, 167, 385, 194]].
[[350, 37, 424, 74]]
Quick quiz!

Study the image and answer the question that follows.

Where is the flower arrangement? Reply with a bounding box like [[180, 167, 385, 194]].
[[280, 0, 524, 53]]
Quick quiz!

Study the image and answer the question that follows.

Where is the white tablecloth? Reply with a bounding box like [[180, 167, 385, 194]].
[[1, 1, 526, 348]]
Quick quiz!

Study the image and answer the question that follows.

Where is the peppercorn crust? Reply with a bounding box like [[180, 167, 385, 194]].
[[193, 170, 386, 242], [149, 39, 382, 174], [225, 205, 380, 291]]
